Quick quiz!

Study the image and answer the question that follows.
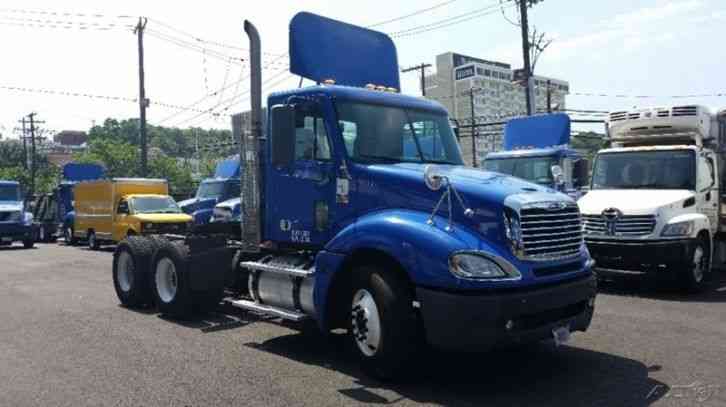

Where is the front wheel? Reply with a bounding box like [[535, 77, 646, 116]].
[[680, 238, 710, 292], [23, 239, 34, 249], [348, 266, 420, 380]]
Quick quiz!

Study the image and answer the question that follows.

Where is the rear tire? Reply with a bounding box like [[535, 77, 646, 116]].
[[112, 236, 161, 308], [348, 265, 420, 381], [64, 226, 77, 246], [151, 240, 196, 319], [23, 239, 34, 249], [38, 225, 46, 243], [88, 231, 100, 250]]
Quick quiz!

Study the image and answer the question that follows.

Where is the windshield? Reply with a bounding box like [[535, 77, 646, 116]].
[[592, 150, 695, 190], [336, 102, 464, 165], [484, 156, 558, 185], [0, 185, 20, 201], [131, 196, 181, 214], [197, 181, 225, 199]]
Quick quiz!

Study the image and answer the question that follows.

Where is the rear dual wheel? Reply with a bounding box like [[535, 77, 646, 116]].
[[112, 236, 161, 308], [151, 240, 223, 319]]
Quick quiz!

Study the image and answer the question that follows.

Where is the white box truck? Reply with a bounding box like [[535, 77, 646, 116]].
[[579, 105, 726, 290]]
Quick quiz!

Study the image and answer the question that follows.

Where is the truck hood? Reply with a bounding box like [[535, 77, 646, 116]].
[[578, 189, 694, 215], [0, 201, 23, 212], [216, 197, 241, 210], [363, 163, 570, 244], [132, 213, 193, 223], [178, 197, 217, 214]]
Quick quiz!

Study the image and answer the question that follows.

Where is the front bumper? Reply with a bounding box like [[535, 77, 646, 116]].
[[0, 222, 33, 242], [416, 274, 597, 351], [586, 238, 695, 278]]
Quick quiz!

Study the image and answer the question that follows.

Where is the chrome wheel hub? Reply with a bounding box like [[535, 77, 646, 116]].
[[156, 257, 178, 303], [351, 289, 382, 357], [117, 251, 134, 292]]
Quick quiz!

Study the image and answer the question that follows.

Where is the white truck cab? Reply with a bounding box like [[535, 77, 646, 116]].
[[579, 105, 726, 290]]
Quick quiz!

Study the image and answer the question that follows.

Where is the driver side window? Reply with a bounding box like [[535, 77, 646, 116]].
[[295, 109, 331, 161], [697, 156, 715, 191], [117, 200, 129, 215]]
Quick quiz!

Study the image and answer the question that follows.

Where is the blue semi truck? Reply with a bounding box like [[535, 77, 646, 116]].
[[0, 180, 34, 249], [32, 163, 105, 244], [112, 12, 596, 379], [484, 113, 590, 199], [179, 157, 241, 224]]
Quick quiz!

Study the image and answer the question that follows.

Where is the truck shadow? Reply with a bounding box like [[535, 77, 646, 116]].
[[598, 272, 726, 303], [243, 329, 669, 406], [0, 246, 37, 251]]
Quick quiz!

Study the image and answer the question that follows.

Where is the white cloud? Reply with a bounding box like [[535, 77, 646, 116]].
[[608, 0, 705, 27]]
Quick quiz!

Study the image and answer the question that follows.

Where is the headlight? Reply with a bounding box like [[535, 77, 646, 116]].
[[23, 212, 33, 225], [8, 211, 22, 222], [661, 220, 694, 236], [449, 252, 521, 280]]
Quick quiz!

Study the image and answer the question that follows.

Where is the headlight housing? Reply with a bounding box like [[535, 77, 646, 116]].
[[503, 210, 523, 255], [449, 252, 521, 280], [661, 220, 694, 237]]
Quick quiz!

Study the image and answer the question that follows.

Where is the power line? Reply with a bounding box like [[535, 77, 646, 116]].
[[368, 0, 460, 28], [389, 1, 513, 38], [0, 8, 134, 20], [571, 91, 726, 99]]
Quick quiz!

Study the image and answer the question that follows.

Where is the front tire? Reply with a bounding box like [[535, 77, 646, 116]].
[[680, 238, 709, 292], [23, 239, 34, 249], [112, 236, 160, 308], [348, 266, 420, 380]]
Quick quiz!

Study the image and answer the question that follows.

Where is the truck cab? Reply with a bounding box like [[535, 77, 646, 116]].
[[0, 181, 34, 249], [32, 163, 105, 244], [179, 157, 241, 224], [579, 105, 726, 290], [483, 113, 589, 199]]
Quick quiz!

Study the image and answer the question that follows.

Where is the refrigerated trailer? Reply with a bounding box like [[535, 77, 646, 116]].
[[112, 12, 597, 379]]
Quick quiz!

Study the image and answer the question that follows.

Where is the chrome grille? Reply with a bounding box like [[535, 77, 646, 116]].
[[519, 203, 583, 260], [582, 214, 656, 236]]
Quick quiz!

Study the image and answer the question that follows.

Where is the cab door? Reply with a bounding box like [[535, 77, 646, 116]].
[[265, 100, 338, 247], [113, 199, 132, 241], [699, 152, 719, 235]]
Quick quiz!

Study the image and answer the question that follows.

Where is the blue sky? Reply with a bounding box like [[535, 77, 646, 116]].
[[0, 0, 724, 136]]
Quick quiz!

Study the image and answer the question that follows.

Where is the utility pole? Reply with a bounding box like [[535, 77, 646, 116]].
[[518, 0, 534, 116], [27, 113, 44, 198], [19, 117, 28, 170], [402, 63, 433, 96], [135, 17, 149, 177], [469, 88, 479, 167]]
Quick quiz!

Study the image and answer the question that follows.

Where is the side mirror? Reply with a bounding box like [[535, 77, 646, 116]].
[[551, 165, 564, 185], [270, 104, 296, 167], [573, 159, 590, 188], [117, 202, 129, 215]]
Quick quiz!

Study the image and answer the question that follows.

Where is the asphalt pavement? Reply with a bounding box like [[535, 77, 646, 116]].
[[1, 242, 724, 406]]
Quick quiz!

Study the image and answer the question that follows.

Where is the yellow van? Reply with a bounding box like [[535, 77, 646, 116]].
[[74, 178, 192, 249]]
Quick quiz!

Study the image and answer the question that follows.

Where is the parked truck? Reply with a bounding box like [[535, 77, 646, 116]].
[[179, 157, 241, 224], [0, 180, 34, 249], [579, 105, 726, 291], [483, 113, 590, 199], [75, 178, 192, 250], [32, 163, 105, 244], [112, 12, 596, 379]]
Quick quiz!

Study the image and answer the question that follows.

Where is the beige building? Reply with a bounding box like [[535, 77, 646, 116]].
[[424, 52, 569, 165]]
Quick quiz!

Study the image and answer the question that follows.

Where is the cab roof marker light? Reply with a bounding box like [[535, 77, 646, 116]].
[[322, 79, 336, 85]]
